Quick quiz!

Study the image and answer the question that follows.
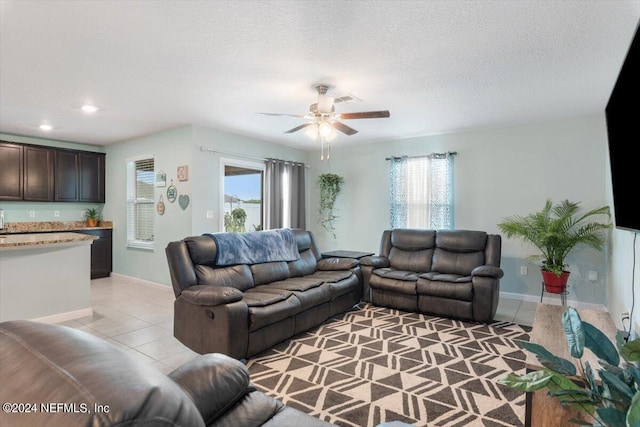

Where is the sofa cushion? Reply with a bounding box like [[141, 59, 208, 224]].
[[266, 277, 324, 292], [288, 249, 318, 277], [194, 264, 254, 291], [243, 289, 301, 331], [388, 247, 434, 272], [369, 274, 417, 295], [251, 261, 290, 286], [391, 229, 436, 250], [372, 268, 420, 281], [243, 289, 292, 307], [431, 248, 485, 276], [417, 277, 473, 301], [185, 235, 218, 266], [419, 272, 472, 283]]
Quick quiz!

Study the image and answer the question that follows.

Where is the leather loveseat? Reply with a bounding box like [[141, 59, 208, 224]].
[[165, 229, 362, 359], [360, 229, 503, 323], [0, 320, 334, 427]]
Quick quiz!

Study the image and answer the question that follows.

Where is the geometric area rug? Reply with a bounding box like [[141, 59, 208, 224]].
[[247, 304, 531, 427]]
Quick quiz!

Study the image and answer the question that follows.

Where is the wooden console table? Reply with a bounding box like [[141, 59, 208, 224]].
[[525, 304, 618, 427]]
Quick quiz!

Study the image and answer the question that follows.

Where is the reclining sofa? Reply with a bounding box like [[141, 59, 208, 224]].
[[165, 229, 362, 359], [360, 229, 503, 323], [0, 320, 333, 427]]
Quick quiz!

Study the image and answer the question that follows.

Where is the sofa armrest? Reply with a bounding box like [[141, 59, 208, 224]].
[[359, 255, 390, 268], [471, 265, 504, 279], [181, 285, 244, 306], [169, 353, 250, 425], [317, 257, 358, 271]]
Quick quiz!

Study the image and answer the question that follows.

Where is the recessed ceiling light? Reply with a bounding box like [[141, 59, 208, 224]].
[[39, 124, 53, 131], [81, 104, 98, 113]]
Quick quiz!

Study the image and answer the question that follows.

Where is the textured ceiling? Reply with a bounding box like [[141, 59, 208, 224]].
[[1, 1, 638, 149]]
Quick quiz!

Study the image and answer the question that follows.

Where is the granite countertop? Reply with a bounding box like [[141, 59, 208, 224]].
[[0, 221, 113, 235], [0, 232, 99, 249]]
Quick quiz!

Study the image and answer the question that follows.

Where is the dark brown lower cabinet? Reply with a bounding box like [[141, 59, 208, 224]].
[[76, 229, 112, 279]]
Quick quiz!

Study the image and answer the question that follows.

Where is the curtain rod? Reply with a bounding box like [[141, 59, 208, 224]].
[[200, 146, 310, 168], [385, 151, 458, 161]]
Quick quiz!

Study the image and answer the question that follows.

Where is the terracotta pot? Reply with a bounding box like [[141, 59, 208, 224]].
[[541, 270, 570, 293], [87, 218, 99, 227]]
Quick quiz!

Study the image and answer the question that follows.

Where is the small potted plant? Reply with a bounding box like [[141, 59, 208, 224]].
[[499, 307, 640, 426], [85, 208, 100, 227], [497, 199, 611, 293]]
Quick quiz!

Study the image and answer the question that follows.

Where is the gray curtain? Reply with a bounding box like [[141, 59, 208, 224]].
[[265, 158, 306, 230]]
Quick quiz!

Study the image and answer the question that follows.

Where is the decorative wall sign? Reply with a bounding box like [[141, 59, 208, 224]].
[[178, 194, 190, 210], [177, 165, 189, 181], [167, 180, 177, 203], [157, 195, 165, 215], [156, 170, 166, 187]]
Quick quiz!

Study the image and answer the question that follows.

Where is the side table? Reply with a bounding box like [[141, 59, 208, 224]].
[[321, 250, 374, 259]]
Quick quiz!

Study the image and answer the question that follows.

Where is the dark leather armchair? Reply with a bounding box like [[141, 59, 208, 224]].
[[0, 320, 334, 427], [360, 229, 503, 322]]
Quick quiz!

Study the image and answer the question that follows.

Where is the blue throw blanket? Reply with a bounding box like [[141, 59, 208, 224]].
[[204, 228, 300, 266]]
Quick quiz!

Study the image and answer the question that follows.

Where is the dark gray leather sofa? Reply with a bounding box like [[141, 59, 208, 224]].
[[0, 320, 334, 427], [360, 229, 503, 323], [165, 229, 362, 359]]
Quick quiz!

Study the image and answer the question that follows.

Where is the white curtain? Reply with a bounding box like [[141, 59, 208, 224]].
[[264, 158, 306, 230], [390, 153, 454, 230]]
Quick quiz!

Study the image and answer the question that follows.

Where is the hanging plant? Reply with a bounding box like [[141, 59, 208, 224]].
[[318, 173, 344, 238]]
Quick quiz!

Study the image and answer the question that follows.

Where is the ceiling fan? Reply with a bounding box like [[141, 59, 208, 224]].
[[257, 85, 390, 159]]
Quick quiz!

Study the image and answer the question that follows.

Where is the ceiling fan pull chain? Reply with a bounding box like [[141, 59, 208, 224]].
[[320, 136, 325, 160], [327, 140, 331, 160]]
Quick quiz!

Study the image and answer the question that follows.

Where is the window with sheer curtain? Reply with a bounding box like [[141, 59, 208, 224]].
[[126, 156, 155, 249], [389, 153, 454, 230]]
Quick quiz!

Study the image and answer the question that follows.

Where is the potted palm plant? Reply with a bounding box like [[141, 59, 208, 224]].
[[85, 208, 100, 227], [497, 199, 611, 293]]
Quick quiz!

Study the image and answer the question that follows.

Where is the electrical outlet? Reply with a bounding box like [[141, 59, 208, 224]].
[[29, 210, 35, 218], [206, 210, 214, 219], [621, 311, 630, 322], [54, 210, 60, 217], [80, 210, 85, 218], [588, 271, 598, 281], [520, 265, 527, 275]]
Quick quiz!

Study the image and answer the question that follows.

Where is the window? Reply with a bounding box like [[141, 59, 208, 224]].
[[126, 156, 155, 249], [220, 158, 264, 232], [389, 153, 454, 229]]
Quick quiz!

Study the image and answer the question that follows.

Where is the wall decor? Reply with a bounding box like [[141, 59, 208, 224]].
[[178, 194, 190, 210], [156, 170, 166, 187], [177, 165, 189, 181], [167, 180, 177, 203], [157, 195, 165, 215]]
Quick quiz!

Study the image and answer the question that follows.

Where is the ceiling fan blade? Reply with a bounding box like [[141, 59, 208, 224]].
[[332, 121, 358, 136], [284, 123, 314, 134], [334, 94, 362, 104], [256, 112, 305, 117], [340, 110, 390, 120]]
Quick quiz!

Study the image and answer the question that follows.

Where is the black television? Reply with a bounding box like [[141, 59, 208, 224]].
[[605, 22, 640, 233]]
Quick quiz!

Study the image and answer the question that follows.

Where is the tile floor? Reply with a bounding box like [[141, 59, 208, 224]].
[[56, 275, 538, 373]]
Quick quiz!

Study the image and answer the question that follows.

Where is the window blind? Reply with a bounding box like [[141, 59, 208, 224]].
[[126, 157, 155, 249]]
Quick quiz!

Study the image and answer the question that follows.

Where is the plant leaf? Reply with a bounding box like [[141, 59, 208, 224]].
[[627, 391, 640, 427], [520, 341, 577, 375], [566, 419, 593, 425], [600, 370, 635, 401], [582, 321, 620, 366], [546, 374, 595, 414], [563, 308, 585, 359], [621, 337, 640, 362], [596, 407, 627, 427], [497, 370, 555, 392]]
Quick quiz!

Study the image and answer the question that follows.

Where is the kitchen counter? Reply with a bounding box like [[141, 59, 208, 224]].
[[0, 220, 113, 234], [0, 232, 98, 249]]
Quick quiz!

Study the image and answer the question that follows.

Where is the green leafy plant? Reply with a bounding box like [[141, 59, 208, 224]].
[[497, 199, 611, 276], [499, 307, 640, 427], [317, 173, 344, 239], [85, 208, 100, 220], [224, 207, 247, 232]]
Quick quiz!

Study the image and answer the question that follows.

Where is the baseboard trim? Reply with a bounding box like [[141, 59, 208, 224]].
[[500, 291, 607, 311], [31, 308, 93, 324], [108, 272, 172, 290]]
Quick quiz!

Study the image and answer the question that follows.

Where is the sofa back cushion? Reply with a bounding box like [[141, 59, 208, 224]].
[[288, 230, 320, 277], [251, 261, 291, 286], [385, 229, 436, 272], [194, 264, 254, 291], [432, 230, 487, 275]]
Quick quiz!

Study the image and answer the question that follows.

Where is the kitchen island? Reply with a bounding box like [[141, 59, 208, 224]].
[[0, 232, 97, 322]]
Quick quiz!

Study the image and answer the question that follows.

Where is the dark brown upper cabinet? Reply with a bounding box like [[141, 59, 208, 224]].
[[24, 145, 54, 201], [0, 142, 24, 200], [79, 152, 105, 202], [54, 149, 80, 202]]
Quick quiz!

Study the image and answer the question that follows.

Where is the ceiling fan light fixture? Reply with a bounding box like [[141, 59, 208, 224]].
[[318, 120, 333, 137], [317, 95, 334, 114], [305, 123, 319, 140]]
